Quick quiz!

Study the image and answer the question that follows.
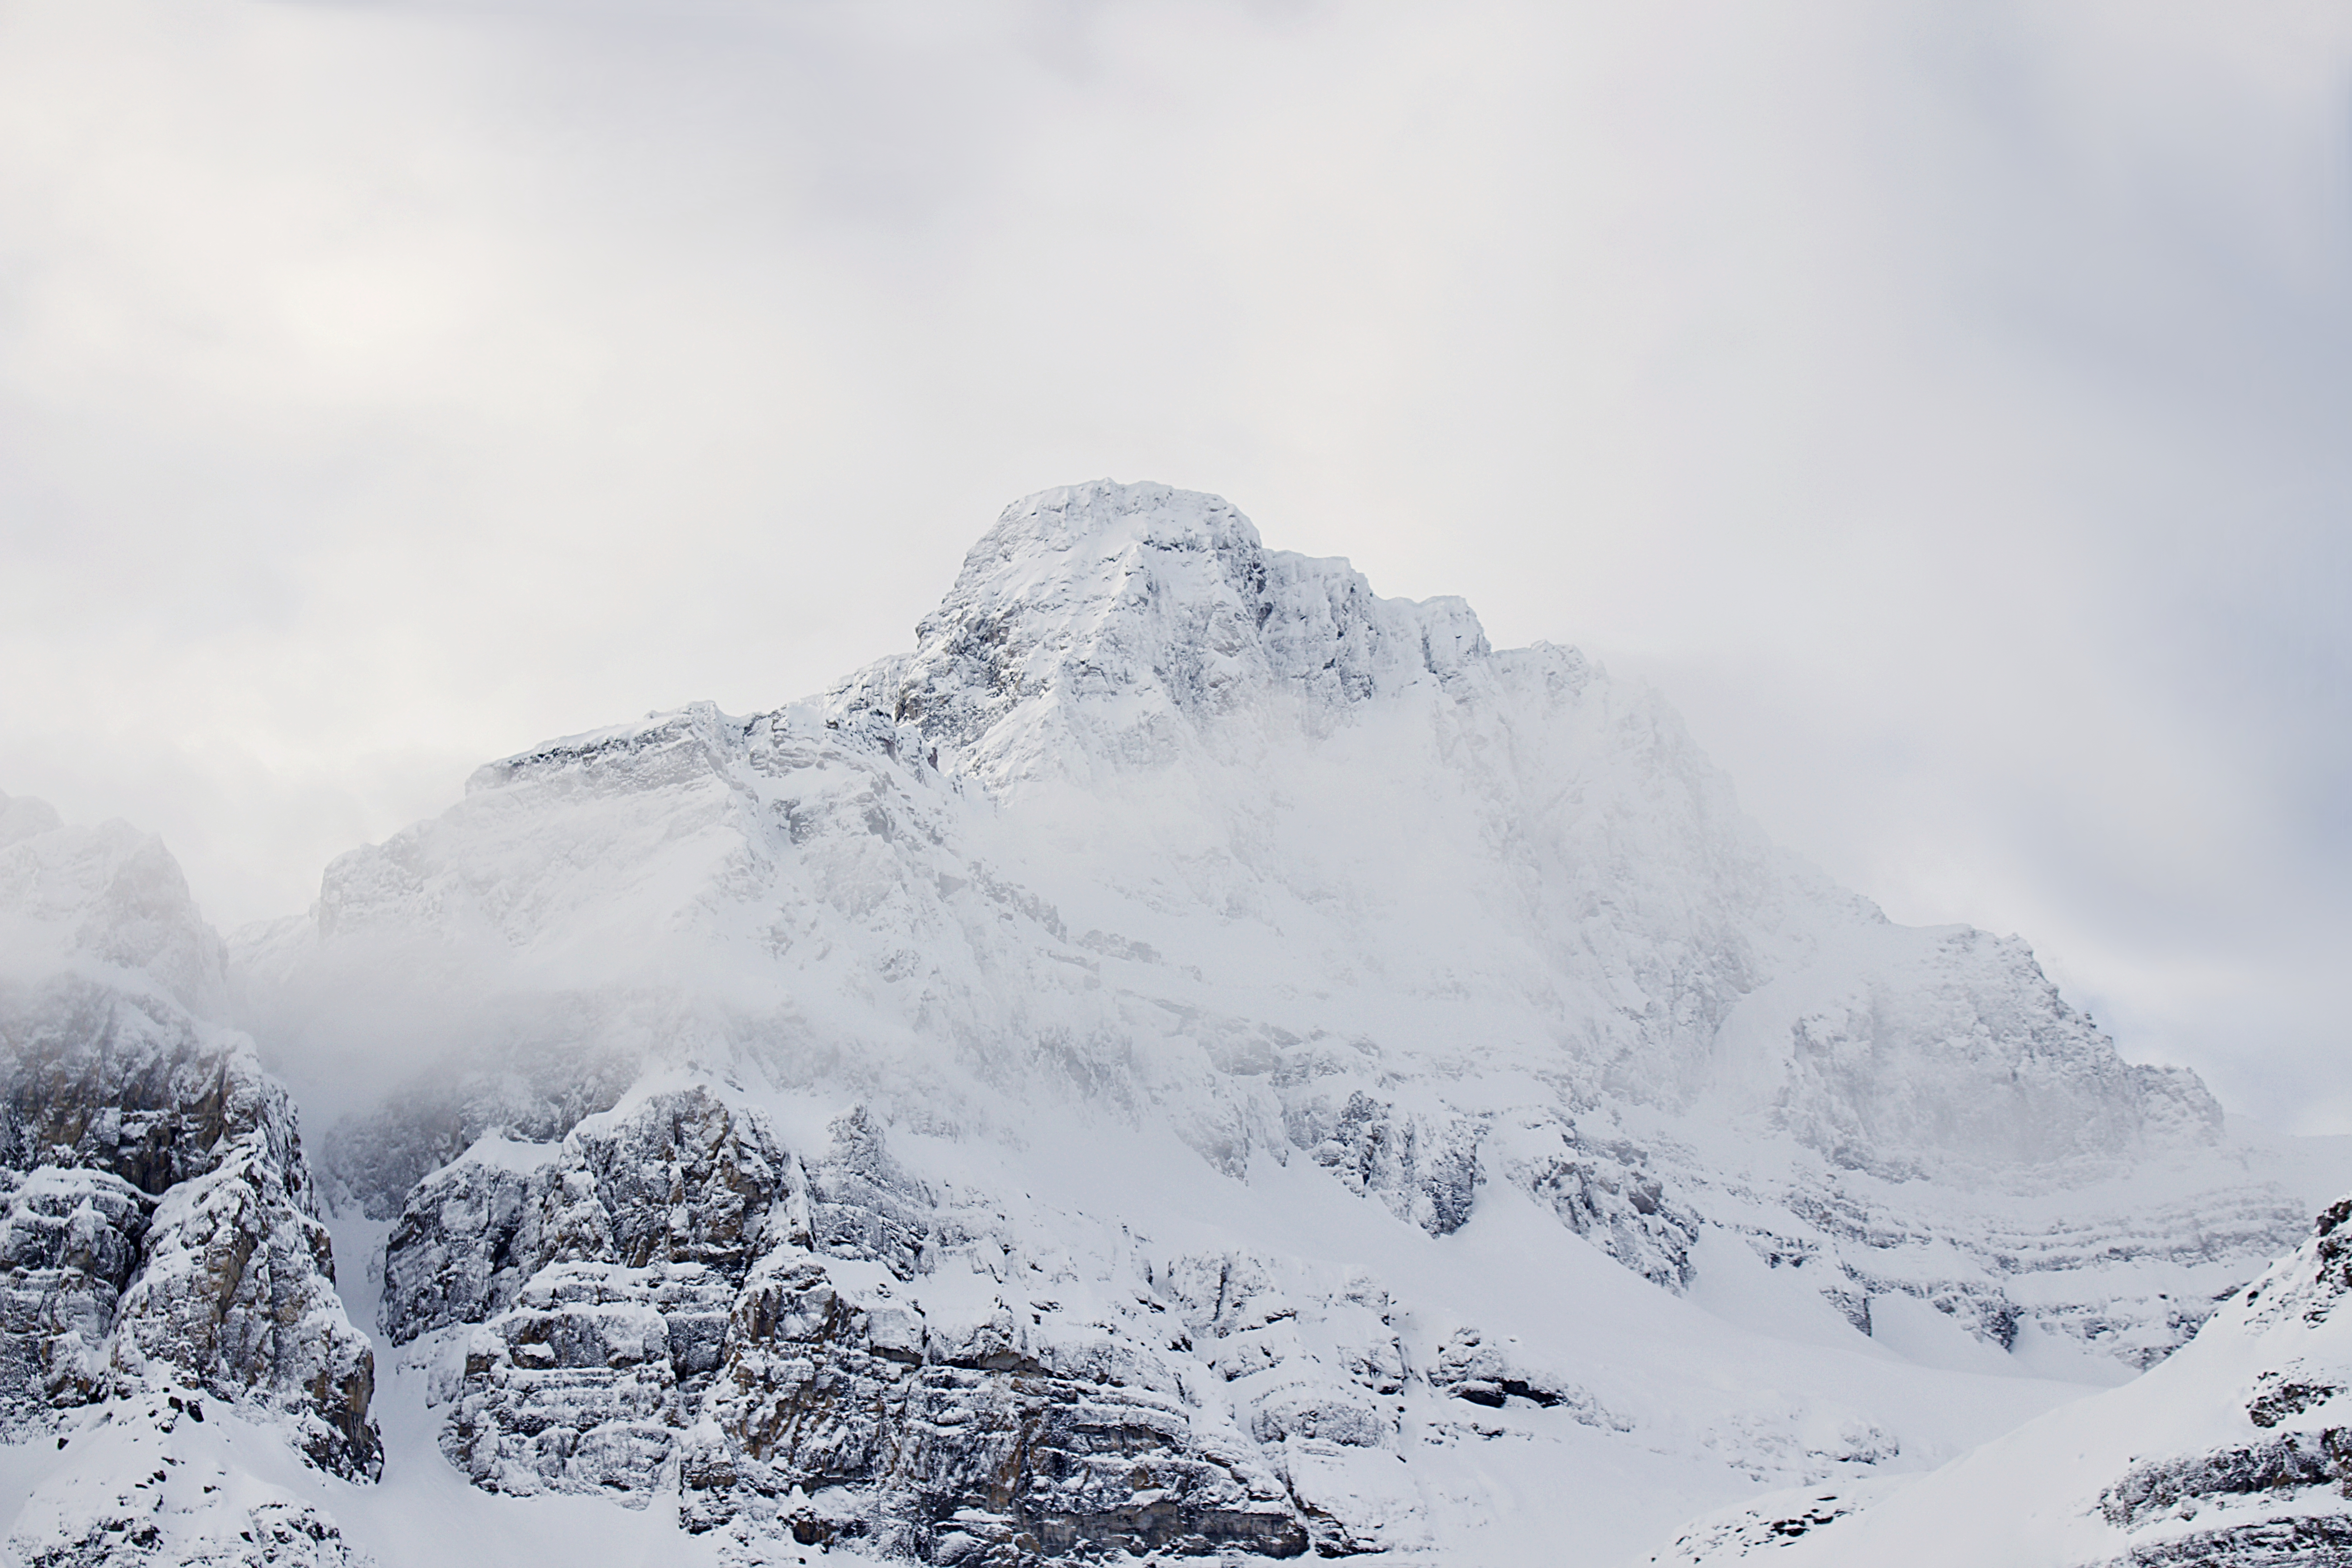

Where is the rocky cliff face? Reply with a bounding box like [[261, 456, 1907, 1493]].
[[0, 794, 377, 1566], [382, 1086, 1332, 1559]]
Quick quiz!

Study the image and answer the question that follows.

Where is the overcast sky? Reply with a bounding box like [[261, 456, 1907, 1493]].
[[3, 0, 2347, 1131]]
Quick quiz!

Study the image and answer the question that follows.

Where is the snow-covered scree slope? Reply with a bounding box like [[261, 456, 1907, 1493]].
[[16, 480, 2341, 1566], [0, 793, 378, 1567], [1659, 1193, 2352, 1566]]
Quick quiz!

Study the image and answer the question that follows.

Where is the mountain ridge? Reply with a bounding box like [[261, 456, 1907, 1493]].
[[268, 480, 2219, 1178]]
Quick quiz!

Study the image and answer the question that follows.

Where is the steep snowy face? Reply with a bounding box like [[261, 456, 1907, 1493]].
[[1661, 1194, 2352, 1566], [844, 480, 1490, 788]]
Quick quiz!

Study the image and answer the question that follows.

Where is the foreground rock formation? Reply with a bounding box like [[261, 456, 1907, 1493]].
[[384, 1087, 1358, 1557], [0, 793, 377, 1566]]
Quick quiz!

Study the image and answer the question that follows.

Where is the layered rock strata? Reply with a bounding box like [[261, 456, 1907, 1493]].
[[386, 1087, 1341, 1560]]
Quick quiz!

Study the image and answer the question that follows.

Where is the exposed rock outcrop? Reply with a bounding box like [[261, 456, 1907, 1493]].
[[0, 794, 378, 1488], [106, 1136, 377, 1478], [385, 1086, 1375, 1560], [0, 981, 378, 1478], [694, 1251, 1307, 1562], [1286, 1091, 1483, 1238], [0, 1165, 148, 1423]]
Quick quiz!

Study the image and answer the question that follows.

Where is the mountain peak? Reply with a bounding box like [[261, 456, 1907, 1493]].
[[955, 479, 1265, 582], [838, 479, 1490, 786]]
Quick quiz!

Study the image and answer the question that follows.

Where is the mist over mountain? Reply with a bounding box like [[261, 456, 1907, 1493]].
[[5, 482, 2348, 1566]]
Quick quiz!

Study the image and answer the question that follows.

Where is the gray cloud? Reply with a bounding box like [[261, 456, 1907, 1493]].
[[2, 0, 2347, 1127]]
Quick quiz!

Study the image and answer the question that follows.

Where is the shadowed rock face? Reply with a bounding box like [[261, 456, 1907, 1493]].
[[0, 979, 286, 1197], [695, 1255, 1309, 1563], [107, 1137, 378, 1479], [0, 1166, 149, 1423], [0, 978, 380, 1481], [386, 1088, 1331, 1561], [383, 1083, 784, 1346]]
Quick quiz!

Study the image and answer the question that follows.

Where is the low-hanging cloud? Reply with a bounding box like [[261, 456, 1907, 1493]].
[[1, 0, 2347, 1129]]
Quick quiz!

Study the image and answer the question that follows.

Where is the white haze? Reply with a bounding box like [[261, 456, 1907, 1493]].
[[0, 0, 2348, 1130]]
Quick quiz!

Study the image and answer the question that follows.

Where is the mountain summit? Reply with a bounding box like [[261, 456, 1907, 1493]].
[[843, 480, 1492, 785]]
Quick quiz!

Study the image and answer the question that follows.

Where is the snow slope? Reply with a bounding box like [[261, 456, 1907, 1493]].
[[1659, 1196, 2352, 1565]]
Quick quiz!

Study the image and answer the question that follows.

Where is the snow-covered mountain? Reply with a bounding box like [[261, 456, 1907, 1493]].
[[6, 480, 2349, 1566]]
